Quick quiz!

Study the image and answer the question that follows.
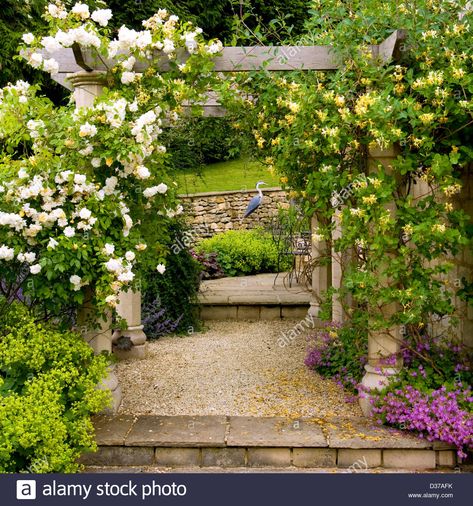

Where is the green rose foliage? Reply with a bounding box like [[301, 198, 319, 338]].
[[0, 303, 110, 473], [219, 0, 473, 334], [197, 229, 291, 276]]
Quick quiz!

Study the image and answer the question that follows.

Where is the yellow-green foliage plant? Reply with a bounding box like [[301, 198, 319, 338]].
[[0, 303, 110, 473]]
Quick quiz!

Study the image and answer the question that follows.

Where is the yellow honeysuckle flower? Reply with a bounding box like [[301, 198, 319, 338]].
[[362, 194, 377, 205]]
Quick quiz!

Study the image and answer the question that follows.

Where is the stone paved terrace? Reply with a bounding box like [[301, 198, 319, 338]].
[[81, 415, 461, 471], [198, 273, 311, 320]]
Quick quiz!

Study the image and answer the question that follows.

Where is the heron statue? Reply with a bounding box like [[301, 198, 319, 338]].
[[242, 181, 267, 219]]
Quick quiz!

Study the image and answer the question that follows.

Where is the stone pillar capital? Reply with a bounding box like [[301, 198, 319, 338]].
[[67, 71, 107, 108]]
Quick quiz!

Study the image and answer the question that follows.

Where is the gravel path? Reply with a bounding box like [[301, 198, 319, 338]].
[[116, 320, 363, 419]]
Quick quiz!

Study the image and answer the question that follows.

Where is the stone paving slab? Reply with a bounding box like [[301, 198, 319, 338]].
[[198, 273, 311, 306], [93, 415, 136, 446], [325, 418, 433, 449], [201, 273, 300, 288], [84, 466, 460, 474], [94, 415, 443, 452], [226, 417, 327, 447], [125, 416, 227, 447], [198, 293, 310, 305], [228, 294, 310, 305]]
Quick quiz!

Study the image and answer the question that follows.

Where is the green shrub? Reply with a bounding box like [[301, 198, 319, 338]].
[[0, 304, 110, 473], [163, 117, 245, 172], [142, 222, 202, 337], [197, 229, 290, 276]]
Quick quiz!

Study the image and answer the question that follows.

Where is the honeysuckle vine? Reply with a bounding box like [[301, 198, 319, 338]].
[[219, 0, 473, 341], [0, 2, 223, 320]]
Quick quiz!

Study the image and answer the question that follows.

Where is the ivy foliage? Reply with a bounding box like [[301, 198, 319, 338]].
[[142, 221, 202, 338]]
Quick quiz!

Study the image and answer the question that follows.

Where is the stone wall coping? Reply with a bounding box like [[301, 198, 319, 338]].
[[179, 187, 283, 198]]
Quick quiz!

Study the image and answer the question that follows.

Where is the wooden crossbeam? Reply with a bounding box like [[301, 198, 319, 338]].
[[46, 30, 406, 113]]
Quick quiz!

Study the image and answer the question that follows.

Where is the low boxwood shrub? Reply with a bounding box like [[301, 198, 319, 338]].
[[196, 229, 291, 277], [0, 303, 110, 473]]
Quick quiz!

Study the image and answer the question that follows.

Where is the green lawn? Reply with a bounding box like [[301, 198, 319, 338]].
[[175, 158, 280, 194]]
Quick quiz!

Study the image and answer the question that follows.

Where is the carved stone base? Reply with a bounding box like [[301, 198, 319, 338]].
[[359, 364, 398, 417], [113, 343, 148, 361], [99, 365, 122, 414]]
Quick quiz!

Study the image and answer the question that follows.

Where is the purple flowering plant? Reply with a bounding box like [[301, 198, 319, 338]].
[[371, 329, 472, 458], [305, 322, 473, 458], [305, 321, 368, 396]]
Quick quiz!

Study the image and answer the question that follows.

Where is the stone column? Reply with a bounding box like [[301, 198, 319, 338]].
[[359, 145, 402, 416], [331, 209, 344, 323], [68, 71, 121, 413], [308, 214, 331, 323], [112, 290, 148, 359]]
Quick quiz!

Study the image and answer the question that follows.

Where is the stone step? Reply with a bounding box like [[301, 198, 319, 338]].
[[196, 273, 311, 320], [80, 415, 460, 471], [198, 304, 309, 320], [84, 465, 458, 474], [198, 293, 311, 305]]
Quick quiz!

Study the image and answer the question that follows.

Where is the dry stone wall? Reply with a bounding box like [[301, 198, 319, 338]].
[[179, 187, 288, 240]]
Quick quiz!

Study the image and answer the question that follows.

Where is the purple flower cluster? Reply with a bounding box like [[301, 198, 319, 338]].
[[372, 385, 473, 458], [304, 322, 342, 369], [142, 300, 183, 338], [304, 322, 367, 399]]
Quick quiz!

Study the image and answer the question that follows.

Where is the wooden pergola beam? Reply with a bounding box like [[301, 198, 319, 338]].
[[46, 30, 407, 94]]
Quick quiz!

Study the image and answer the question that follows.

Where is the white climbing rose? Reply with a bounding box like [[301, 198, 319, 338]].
[[156, 183, 168, 194], [22, 33, 34, 45], [156, 264, 166, 274], [79, 122, 97, 138], [0, 245, 15, 261], [136, 165, 151, 179], [105, 258, 123, 273], [64, 226, 75, 238], [71, 3, 90, 20], [103, 243, 115, 256], [30, 264, 42, 275], [74, 174, 87, 184], [79, 208, 92, 220], [91, 8, 112, 27], [121, 71, 136, 85], [43, 58, 59, 74]]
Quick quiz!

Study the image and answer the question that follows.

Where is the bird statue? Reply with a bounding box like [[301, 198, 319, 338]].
[[242, 181, 267, 219]]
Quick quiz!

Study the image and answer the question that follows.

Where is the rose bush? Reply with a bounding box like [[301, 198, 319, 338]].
[[0, 2, 223, 323]]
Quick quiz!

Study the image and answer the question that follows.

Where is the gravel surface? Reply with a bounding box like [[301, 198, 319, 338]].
[[116, 320, 363, 419]]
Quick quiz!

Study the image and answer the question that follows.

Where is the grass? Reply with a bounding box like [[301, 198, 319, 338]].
[[174, 158, 281, 194]]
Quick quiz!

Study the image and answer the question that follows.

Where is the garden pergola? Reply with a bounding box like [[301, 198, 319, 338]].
[[40, 29, 473, 415]]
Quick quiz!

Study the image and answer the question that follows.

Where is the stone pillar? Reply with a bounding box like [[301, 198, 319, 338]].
[[308, 214, 331, 323], [458, 170, 473, 348], [359, 145, 402, 416], [68, 71, 122, 413], [112, 290, 148, 359], [331, 209, 344, 323]]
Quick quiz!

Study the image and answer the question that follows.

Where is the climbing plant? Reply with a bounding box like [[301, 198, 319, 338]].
[[219, 0, 473, 338], [0, 2, 222, 321]]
